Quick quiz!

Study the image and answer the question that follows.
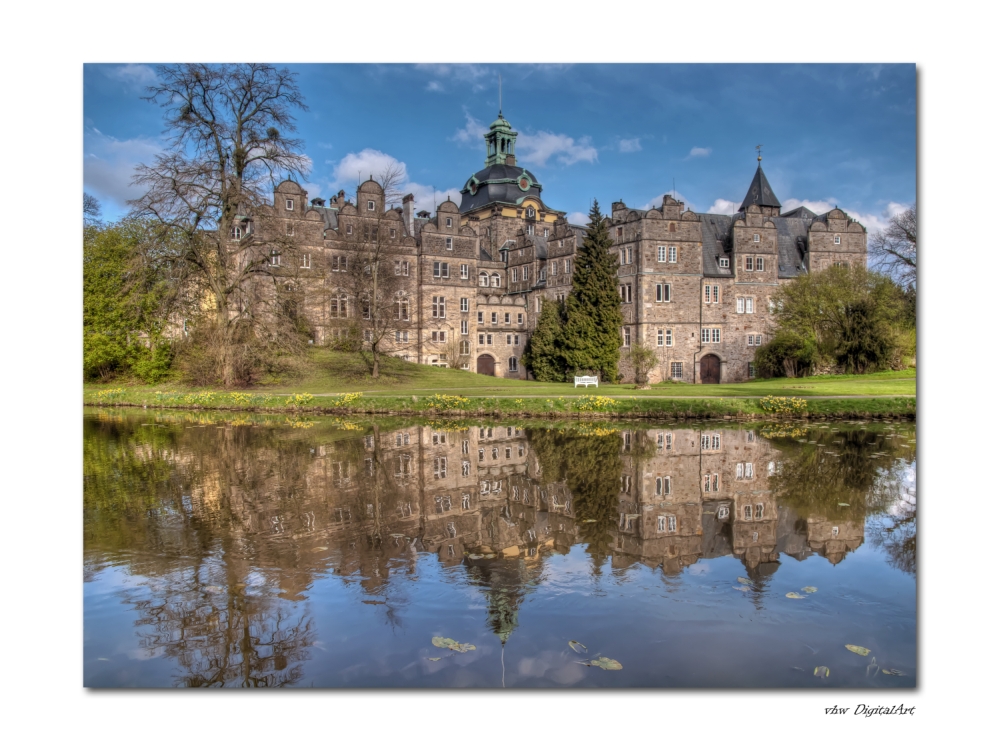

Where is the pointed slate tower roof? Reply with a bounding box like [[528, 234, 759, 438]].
[[739, 165, 781, 211]]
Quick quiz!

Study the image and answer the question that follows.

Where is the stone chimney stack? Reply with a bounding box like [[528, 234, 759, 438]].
[[402, 193, 415, 236]]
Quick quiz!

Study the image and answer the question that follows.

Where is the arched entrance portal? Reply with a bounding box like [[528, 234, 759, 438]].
[[700, 354, 721, 384], [477, 354, 496, 376]]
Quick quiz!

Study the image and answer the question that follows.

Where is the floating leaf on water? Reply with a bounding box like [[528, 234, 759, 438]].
[[312, 546, 328, 552], [738, 577, 752, 585], [802, 586, 818, 594], [814, 666, 830, 678], [426, 657, 442, 662], [579, 657, 622, 670], [881, 668, 905, 676], [845, 644, 871, 656], [733, 586, 749, 592], [450, 642, 476, 653], [568, 640, 587, 653], [786, 592, 806, 599], [432, 637, 458, 649]]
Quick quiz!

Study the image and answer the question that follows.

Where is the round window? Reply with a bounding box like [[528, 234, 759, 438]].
[[518, 176, 530, 191]]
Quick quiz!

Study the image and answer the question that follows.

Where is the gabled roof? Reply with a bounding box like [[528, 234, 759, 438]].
[[739, 165, 781, 211], [698, 213, 735, 278]]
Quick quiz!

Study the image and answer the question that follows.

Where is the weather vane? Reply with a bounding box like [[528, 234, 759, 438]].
[[756, 144, 763, 163], [499, 74, 502, 115]]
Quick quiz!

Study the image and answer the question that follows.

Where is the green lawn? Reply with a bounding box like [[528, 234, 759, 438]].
[[84, 348, 915, 400]]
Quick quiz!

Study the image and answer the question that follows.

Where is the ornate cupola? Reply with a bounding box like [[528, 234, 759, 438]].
[[484, 111, 518, 167]]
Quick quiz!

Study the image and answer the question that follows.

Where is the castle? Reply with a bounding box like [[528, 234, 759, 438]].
[[252, 111, 867, 383]]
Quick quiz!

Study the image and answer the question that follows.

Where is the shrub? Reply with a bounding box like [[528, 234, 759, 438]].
[[753, 331, 817, 378]]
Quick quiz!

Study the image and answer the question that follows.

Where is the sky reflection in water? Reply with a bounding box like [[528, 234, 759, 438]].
[[84, 410, 916, 688]]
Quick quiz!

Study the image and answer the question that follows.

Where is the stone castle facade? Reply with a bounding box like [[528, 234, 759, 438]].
[[250, 111, 867, 383]]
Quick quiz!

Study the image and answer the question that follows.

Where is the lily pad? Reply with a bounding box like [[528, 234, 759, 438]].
[[568, 640, 588, 653], [786, 592, 806, 599], [312, 546, 328, 552], [802, 586, 818, 594], [579, 656, 622, 670], [737, 577, 752, 585], [733, 586, 749, 592], [881, 668, 905, 676], [814, 666, 830, 678], [845, 644, 871, 656], [432, 636, 476, 653], [426, 657, 442, 662]]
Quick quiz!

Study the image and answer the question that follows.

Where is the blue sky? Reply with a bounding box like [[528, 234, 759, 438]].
[[84, 63, 915, 230]]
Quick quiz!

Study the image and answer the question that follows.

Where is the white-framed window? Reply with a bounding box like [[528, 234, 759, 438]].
[[564, 259, 571, 273], [230, 225, 243, 240], [712, 328, 721, 343], [712, 434, 721, 449], [550, 261, 557, 275], [433, 457, 447, 478], [431, 330, 447, 343], [701, 328, 710, 343], [504, 313, 511, 325], [743, 504, 752, 520], [395, 330, 409, 343], [437, 261, 451, 278], [269, 249, 281, 266], [330, 293, 348, 318], [619, 283, 632, 303], [704, 285, 719, 303], [285, 199, 294, 211], [718, 506, 729, 520], [432, 296, 446, 318], [737, 297, 745, 313], [512, 267, 519, 283], [670, 362, 682, 379], [460, 340, 470, 355], [491, 312, 498, 325], [667, 515, 677, 532], [746, 297, 754, 313], [390, 228, 396, 239], [657, 329, 664, 347], [462, 462, 470, 477], [664, 329, 673, 347], [514, 334, 520, 345], [460, 264, 469, 279], [526, 224, 534, 236], [622, 326, 631, 346], [478, 447, 485, 460], [526, 207, 535, 218], [755, 503, 764, 520], [701, 434, 710, 450], [477, 312, 484, 323], [753, 233, 760, 243], [668, 246, 677, 263], [508, 356, 518, 372], [832, 526, 840, 537], [394, 297, 409, 320], [345, 224, 353, 236], [543, 228, 549, 237], [756, 257, 764, 272], [657, 246, 666, 262], [834, 235, 841, 245], [517, 313, 524, 325], [446, 217, 453, 228], [300, 254, 311, 269], [719, 256, 730, 268], [656, 283, 671, 302], [479, 272, 489, 287], [745, 256, 753, 271], [492, 273, 501, 287], [460, 297, 469, 312], [444, 237, 453, 251], [506, 334, 512, 345], [461, 320, 468, 335], [487, 334, 493, 345], [655, 476, 672, 496]]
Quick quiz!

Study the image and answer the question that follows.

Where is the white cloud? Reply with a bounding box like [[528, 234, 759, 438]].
[[706, 198, 739, 215], [781, 197, 838, 215], [781, 197, 910, 233], [415, 63, 491, 93], [451, 113, 486, 147], [618, 138, 641, 153], [566, 211, 589, 226], [640, 191, 694, 211], [328, 148, 459, 215], [104, 64, 158, 91], [518, 131, 598, 167], [688, 147, 712, 158], [426, 80, 444, 93], [883, 201, 911, 218], [83, 128, 162, 215]]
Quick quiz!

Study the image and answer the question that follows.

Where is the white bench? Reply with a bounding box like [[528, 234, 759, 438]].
[[574, 376, 599, 388]]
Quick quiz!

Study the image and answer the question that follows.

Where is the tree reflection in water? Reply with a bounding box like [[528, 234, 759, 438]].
[[85, 410, 916, 687]]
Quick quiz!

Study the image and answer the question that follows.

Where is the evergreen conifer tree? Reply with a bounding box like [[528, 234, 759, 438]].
[[562, 200, 623, 382], [522, 298, 566, 381]]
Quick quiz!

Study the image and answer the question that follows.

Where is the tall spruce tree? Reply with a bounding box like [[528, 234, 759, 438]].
[[522, 298, 566, 381], [562, 200, 623, 382]]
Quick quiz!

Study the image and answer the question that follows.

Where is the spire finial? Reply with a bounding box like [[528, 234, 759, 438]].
[[755, 144, 763, 163], [499, 73, 502, 116]]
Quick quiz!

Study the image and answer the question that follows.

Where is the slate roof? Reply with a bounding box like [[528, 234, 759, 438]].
[[698, 213, 735, 278], [310, 205, 339, 231], [531, 234, 548, 260], [739, 165, 782, 211], [780, 206, 816, 220], [458, 163, 548, 213], [774, 216, 811, 278]]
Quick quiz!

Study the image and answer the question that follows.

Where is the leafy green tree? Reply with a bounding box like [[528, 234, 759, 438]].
[[626, 340, 659, 386], [522, 298, 566, 381], [753, 330, 817, 379], [83, 219, 173, 382], [770, 264, 908, 374], [561, 200, 624, 383]]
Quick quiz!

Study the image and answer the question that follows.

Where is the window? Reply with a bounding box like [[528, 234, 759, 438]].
[[746, 463, 753, 478], [488, 334, 494, 345], [346, 224, 353, 236], [394, 298, 409, 320], [433, 261, 449, 278], [718, 506, 729, 520], [544, 228, 549, 237], [712, 328, 721, 343], [657, 329, 664, 347], [512, 268, 519, 283], [508, 356, 518, 372], [627, 246, 633, 264], [527, 224, 534, 236], [446, 237, 453, 250], [536, 297, 542, 312], [389, 228, 396, 239], [431, 330, 447, 343], [504, 313, 511, 325], [655, 477, 671, 496], [756, 257, 764, 272], [461, 320, 468, 335], [506, 334, 512, 345], [460, 298, 469, 313], [446, 217, 453, 228], [300, 254, 311, 269], [712, 434, 721, 449], [491, 273, 501, 287], [462, 462, 471, 477], [743, 504, 752, 520], [478, 447, 485, 460], [393, 330, 409, 344], [755, 503, 764, 520], [331, 255, 346, 272], [619, 284, 632, 303], [550, 261, 557, 275], [701, 328, 709, 343], [658, 246, 666, 262], [491, 312, 498, 325], [432, 296, 446, 318], [622, 326, 631, 346], [564, 259, 570, 273], [753, 233, 760, 243], [746, 297, 754, 313], [745, 256, 753, 271], [704, 285, 719, 303], [667, 516, 677, 532], [331, 293, 348, 318], [433, 457, 447, 478], [737, 297, 745, 314], [479, 272, 489, 287], [670, 362, 682, 379], [285, 199, 294, 211], [656, 283, 671, 302], [834, 235, 841, 245], [230, 225, 243, 240], [514, 334, 520, 345], [477, 312, 484, 324], [668, 246, 677, 263], [517, 313, 524, 325], [394, 260, 409, 276], [749, 363, 757, 379], [719, 257, 729, 268], [492, 447, 499, 460]]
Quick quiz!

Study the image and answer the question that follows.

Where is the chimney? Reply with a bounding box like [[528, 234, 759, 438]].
[[311, 197, 326, 207], [402, 193, 415, 236], [505, 154, 515, 166]]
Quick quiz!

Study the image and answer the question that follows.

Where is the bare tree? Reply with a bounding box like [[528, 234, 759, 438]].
[[84, 193, 102, 226], [868, 205, 916, 288], [130, 63, 310, 386], [340, 165, 416, 378]]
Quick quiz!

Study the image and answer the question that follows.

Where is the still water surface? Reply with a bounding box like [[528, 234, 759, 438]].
[[84, 410, 916, 688]]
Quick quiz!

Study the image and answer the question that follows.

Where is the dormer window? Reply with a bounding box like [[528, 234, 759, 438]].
[[753, 233, 760, 243], [526, 208, 535, 219], [285, 199, 294, 211], [390, 228, 396, 239], [446, 217, 453, 228], [719, 257, 729, 268], [230, 226, 242, 240], [367, 200, 375, 211], [834, 235, 841, 245], [346, 225, 353, 235]]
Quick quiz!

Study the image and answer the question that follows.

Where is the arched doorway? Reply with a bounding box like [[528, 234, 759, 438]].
[[477, 354, 496, 376], [700, 354, 721, 384]]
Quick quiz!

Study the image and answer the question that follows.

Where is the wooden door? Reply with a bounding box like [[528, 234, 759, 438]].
[[477, 354, 495, 376], [700, 354, 720, 384]]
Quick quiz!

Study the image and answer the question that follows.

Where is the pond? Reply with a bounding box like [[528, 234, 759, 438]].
[[83, 410, 916, 688]]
